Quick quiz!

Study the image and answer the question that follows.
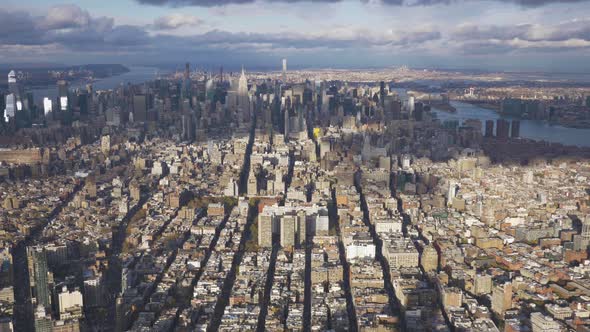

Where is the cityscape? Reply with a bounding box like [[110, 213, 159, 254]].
[[2, 1, 590, 332]]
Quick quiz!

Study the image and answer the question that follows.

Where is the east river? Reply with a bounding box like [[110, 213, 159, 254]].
[[432, 101, 590, 148]]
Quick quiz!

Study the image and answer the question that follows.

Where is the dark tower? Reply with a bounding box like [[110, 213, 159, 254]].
[[511, 120, 520, 138], [485, 120, 494, 137]]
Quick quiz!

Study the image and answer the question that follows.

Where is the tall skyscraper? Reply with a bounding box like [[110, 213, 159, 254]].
[[485, 120, 494, 137], [8, 70, 20, 97], [511, 120, 520, 138], [282, 58, 287, 82], [57, 80, 69, 111], [133, 94, 147, 122], [496, 119, 510, 140], [43, 98, 52, 116], [4, 94, 16, 122]]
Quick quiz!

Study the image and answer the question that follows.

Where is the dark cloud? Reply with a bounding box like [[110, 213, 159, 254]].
[[0, 9, 45, 45]]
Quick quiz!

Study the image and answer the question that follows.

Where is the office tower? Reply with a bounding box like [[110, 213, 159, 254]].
[[280, 215, 296, 247], [33, 305, 52, 332], [78, 92, 88, 115], [4, 94, 16, 122], [496, 119, 510, 140], [133, 94, 147, 122], [447, 180, 457, 206], [491, 282, 512, 316], [43, 98, 52, 116], [183, 63, 191, 100], [282, 58, 287, 82], [258, 214, 273, 248], [511, 120, 520, 138], [8, 71, 19, 96], [57, 80, 68, 98], [83, 278, 104, 307], [238, 67, 248, 103], [297, 210, 306, 246], [485, 120, 494, 137], [408, 95, 415, 115], [57, 80, 69, 111], [28, 247, 51, 310], [379, 81, 385, 107]]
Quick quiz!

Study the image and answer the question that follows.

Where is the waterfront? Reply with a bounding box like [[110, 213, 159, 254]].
[[432, 101, 590, 147], [31, 66, 160, 103]]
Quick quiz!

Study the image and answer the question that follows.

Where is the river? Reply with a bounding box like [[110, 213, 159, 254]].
[[30, 66, 160, 104], [432, 101, 590, 148]]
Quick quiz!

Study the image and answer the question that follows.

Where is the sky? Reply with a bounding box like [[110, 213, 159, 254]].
[[2, 0, 590, 72]]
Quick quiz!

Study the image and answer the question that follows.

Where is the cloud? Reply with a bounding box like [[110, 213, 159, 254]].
[[136, 0, 590, 6], [153, 14, 203, 30], [41, 4, 92, 30], [137, 0, 342, 6]]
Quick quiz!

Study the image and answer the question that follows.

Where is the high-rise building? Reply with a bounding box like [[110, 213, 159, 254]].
[[28, 247, 51, 310], [57, 80, 69, 112], [33, 305, 52, 332], [258, 214, 273, 248], [282, 58, 287, 82], [280, 215, 296, 248], [511, 120, 520, 138], [491, 282, 512, 316], [484, 120, 494, 137], [4, 94, 16, 122], [496, 119, 510, 140], [7, 71, 18, 96], [133, 95, 147, 122], [43, 98, 52, 117]]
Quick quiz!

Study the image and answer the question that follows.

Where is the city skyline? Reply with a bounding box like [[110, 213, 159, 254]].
[[2, 0, 590, 71]]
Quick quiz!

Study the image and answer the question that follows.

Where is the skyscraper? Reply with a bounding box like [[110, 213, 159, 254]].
[[133, 94, 147, 122], [485, 120, 494, 137], [282, 59, 287, 82], [280, 215, 296, 248], [511, 120, 520, 138], [4, 94, 16, 122], [496, 119, 510, 140], [8, 70, 20, 97], [258, 214, 273, 248], [57, 80, 69, 111]]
